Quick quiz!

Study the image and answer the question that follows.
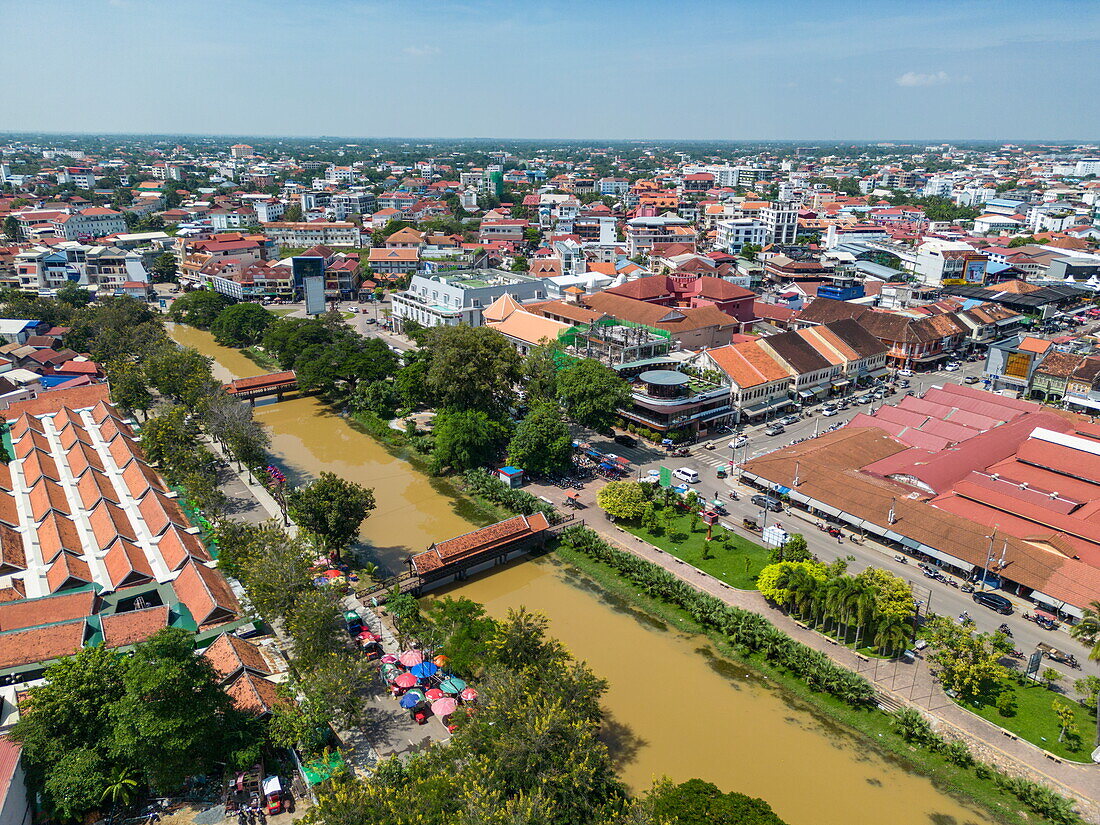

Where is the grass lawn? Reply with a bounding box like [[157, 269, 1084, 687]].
[[960, 677, 1097, 761], [621, 508, 770, 589], [270, 307, 298, 316]]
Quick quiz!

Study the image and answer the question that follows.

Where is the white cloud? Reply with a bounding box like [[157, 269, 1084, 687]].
[[895, 70, 951, 87], [403, 45, 441, 57]]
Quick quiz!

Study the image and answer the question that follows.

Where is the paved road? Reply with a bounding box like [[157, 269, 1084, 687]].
[[582, 360, 1100, 683]]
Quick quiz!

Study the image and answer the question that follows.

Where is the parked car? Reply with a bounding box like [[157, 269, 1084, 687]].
[[822, 406, 839, 417], [751, 494, 783, 512], [780, 414, 800, 426], [613, 434, 637, 448], [764, 424, 785, 436], [897, 369, 914, 377], [964, 375, 979, 384], [673, 467, 700, 484], [972, 591, 1013, 615]]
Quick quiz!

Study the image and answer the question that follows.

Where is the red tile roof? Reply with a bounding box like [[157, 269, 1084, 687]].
[[0, 620, 86, 669], [202, 632, 272, 682], [172, 560, 239, 628], [101, 605, 170, 648], [412, 513, 549, 575]]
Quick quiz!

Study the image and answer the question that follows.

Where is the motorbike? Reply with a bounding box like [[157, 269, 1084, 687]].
[[997, 623, 1013, 638], [1009, 650, 1025, 660], [893, 555, 908, 564], [728, 490, 739, 501], [946, 578, 960, 588], [961, 583, 975, 593]]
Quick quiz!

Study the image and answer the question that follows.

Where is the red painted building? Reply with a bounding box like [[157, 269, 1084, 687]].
[[601, 273, 756, 327]]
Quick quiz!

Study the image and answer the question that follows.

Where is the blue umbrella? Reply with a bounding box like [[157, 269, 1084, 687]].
[[410, 661, 439, 679], [399, 692, 423, 709]]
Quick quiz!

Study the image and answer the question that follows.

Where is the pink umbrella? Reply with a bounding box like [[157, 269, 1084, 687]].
[[425, 688, 445, 701], [459, 687, 478, 702], [394, 673, 418, 688], [398, 650, 424, 667], [430, 697, 457, 717], [357, 630, 381, 643], [380, 654, 398, 664]]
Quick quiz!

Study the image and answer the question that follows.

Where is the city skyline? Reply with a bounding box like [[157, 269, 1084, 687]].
[[4, 0, 1097, 140]]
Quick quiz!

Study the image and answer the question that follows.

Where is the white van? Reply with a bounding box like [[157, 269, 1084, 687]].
[[673, 467, 700, 484]]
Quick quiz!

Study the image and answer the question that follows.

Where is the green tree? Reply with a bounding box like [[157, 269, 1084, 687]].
[[771, 533, 810, 563], [431, 409, 511, 473], [645, 777, 789, 825], [507, 403, 573, 475], [45, 748, 110, 823], [1069, 599, 1100, 662], [757, 561, 826, 608], [923, 616, 1007, 703], [350, 379, 401, 419], [151, 252, 178, 283], [854, 566, 915, 622], [556, 358, 631, 431], [287, 471, 376, 560], [741, 243, 762, 261], [426, 324, 522, 415], [105, 360, 153, 420], [1073, 675, 1100, 711], [99, 766, 140, 808], [57, 281, 93, 308], [3, 215, 19, 241], [596, 481, 649, 521], [210, 302, 275, 347], [1042, 667, 1063, 689], [167, 289, 234, 328], [282, 203, 303, 222], [523, 340, 565, 406], [144, 343, 220, 408], [110, 628, 244, 791], [1052, 699, 1079, 745]]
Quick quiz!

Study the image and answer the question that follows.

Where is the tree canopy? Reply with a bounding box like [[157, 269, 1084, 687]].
[[210, 302, 275, 347], [431, 409, 511, 473], [507, 403, 573, 476], [596, 480, 649, 521], [425, 324, 522, 415], [556, 358, 631, 431], [287, 471, 376, 559], [167, 289, 235, 329]]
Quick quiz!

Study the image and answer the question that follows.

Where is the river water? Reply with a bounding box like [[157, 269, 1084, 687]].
[[172, 325, 992, 825]]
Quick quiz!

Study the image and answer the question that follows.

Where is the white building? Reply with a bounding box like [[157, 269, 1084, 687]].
[[1073, 158, 1100, 177], [263, 221, 360, 248], [715, 218, 768, 253], [391, 269, 548, 331], [762, 201, 798, 244]]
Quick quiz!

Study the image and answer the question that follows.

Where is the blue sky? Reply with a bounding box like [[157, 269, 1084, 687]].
[[3, 0, 1097, 140]]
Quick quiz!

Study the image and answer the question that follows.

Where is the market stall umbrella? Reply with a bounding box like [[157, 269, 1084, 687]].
[[425, 688, 445, 701], [439, 677, 467, 695], [432, 655, 449, 667], [380, 654, 398, 665], [399, 692, 424, 709], [357, 629, 381, 643], [398, 650, 424, 667], [459, 687, 478, 702], [431, 697, 458, 717], [381, 664, 402, 681], [405, 687, 426, 702], [394, 673, 418, 689], [409, 661, 439, 679]]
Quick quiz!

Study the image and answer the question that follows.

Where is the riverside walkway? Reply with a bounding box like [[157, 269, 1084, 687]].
[[530, 479, 1100, 822]]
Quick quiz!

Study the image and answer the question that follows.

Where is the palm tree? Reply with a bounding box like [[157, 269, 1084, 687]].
[[826, 578, 859, 641], [874, 615, 912, 657], [100, 767, 140, 808], [1069, 600, 1100, 662], [852, 582, 879, 649]]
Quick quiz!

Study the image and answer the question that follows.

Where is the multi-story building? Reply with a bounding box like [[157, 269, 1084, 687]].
[[761, 200, 798, 245], [263, 221, 359, 249], [325, 165, 357, 183], [477, 220, 528, 244], [230, 144, 253, 158], [914, 241, 988, 287], [210, 207, 256, 231], [624, 215, 695, 257], [331, 192, 376, 220], [252, 199, 284, 223], [715, 218, 768, 253], [366, 247, 420, 281], [14, 242, 149, 295], [391, 269, 547, 331]]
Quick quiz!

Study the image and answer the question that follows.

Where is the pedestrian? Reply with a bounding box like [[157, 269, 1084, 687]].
[[837, 534, 842, 544]]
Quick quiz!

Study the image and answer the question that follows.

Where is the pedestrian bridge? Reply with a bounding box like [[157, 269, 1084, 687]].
[[224, 370, 298, 404]]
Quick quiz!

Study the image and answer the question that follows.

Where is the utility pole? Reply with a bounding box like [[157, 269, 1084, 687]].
[[979, 525, 998, 592]]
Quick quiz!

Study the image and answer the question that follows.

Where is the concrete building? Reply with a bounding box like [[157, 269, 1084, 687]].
[[391, 269, 548, 331]]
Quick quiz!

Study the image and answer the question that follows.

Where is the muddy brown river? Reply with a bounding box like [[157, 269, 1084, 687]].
[[173, 325, 992, 825]]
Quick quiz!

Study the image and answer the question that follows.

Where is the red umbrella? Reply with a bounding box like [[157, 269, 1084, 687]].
[[357, 630, 381, 643], [398, 650, 424, 667], [460, 687, 478, 702], [394, 673, 418, 688], [425, 688, 445, 700], [431, 697, 457, 717]]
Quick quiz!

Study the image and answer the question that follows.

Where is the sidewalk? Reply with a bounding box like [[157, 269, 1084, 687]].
[[544, 479, 1100, 820]]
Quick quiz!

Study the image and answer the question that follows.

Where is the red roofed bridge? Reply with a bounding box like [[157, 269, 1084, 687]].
[[223, 370, 299, 405]]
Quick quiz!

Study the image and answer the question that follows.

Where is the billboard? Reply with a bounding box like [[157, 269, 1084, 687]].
[[304, 275, 325, 316]]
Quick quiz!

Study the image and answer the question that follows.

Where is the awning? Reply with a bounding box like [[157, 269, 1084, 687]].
[[810, 501, 842, 518], [1065, 395, 1100, 411], [798, 389, 815, 398], [1029, 591, 1084, 620], [917, 543, 974, 572], [884, 530, 905, 543], [774, 485, 791, 495], [788, 490, 812, 505], [899, 536, 921, 550], [861, 521, 887, 536], [832, 379, 851, 388]]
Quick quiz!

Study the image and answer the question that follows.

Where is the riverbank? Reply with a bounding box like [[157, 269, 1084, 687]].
[[552, 540, 1046, 825]]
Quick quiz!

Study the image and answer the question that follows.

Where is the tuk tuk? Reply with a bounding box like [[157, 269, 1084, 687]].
[[742, 516, 760, 532], [1036, 642, 1080, 669]]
